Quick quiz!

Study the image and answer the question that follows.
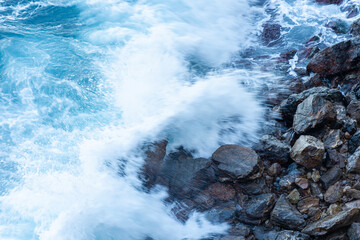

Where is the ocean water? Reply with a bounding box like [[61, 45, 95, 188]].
[[0, 0, 357, 239]]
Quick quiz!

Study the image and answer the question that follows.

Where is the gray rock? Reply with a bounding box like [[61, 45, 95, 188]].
[[290, 135, 325, 169], [321, 165, 342, 189], [349, 131, 360, 154], [275, 231, 310, 240], [324, 129, 343, 150], [347, 222, 360, 240], [254, 135, 291, 164], [270, 195, 306, 230], [350, 18, 360, 37], [268, 163, 282, 177], [239, 193, 275, 224], [280, 87, 343, 125], [205, 202, 237, 224], [212, 145, 260, 180], [293, 95, 336, 134], [324, 181, 343, 204], [310, 182, 324, 200], [344, 188, 360, 199], [347, 100, 360, 122], [237, 179, 269, 195], [302, 208, 359, 236], [347, 146, 360, 173]]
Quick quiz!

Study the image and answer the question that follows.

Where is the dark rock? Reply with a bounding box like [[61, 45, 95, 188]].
[[280, 87, 343, 126], [237, 178, 270, 195], [321, 165, 343, 189], [324, 181, 343, 204], [270, 195, 306, 230], [294, 67, 308, 77], [349, 131, 360, 154], [326, 149, 346, 168], [239, 193, 275, 225], [350, 18, 360, 36], [261, 23, 281, 44], [299, 46, 320, 61], [311, 182, 324, 200], [278, 164, 303, 190], [141, 140, 168, 188], [228, 223, 252, 238], [297, 196, 320, 214], [205, 183, 236, 201], [315, 0, 343, 4], [287, 189, 301, 204], [347, 100, 360, 122], [275, 231, 310, 240], [346, 5, 359, 19], [254, 135, 291, 164], [279, 49, 297, 62], [289, 78, 306, 95], [344, 200, 360, 210], [347, 222, 360, 240], [193, 191, 215, 210], [307, 37, 360, 77], [302, 208, 359, 236], [293, 95, 336, 134], [347, 146, 360, 173], [290, 135, 325, 169], [205, 201, 237, 224], [268, 163, 282, 177], [324, 129, 343, 150], [295, 177, 309, 189], [212, 145, 261, 180], [325, 19, 349, 34], [345, 188, 360, 199]]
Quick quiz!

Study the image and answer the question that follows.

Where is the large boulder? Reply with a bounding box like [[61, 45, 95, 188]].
[[302, 208, 359, 236], [293, 95, 336, 134], [270, 195, 306, 231], [280, 87, 343, 125], [307, 37, 360, 77], [290, 135, 325, 169], [212, 145, 261, 180]]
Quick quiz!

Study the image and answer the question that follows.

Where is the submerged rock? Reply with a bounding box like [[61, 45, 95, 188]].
[[302, 208, 359, 236], [290, 135, 325, 169], [270, 195, 306, 230], [293, 94, 336, 134], [261, 23, 281, 45], [212, 145, 261, 180]]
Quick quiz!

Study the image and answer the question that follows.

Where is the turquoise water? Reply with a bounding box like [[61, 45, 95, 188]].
[[0, 0, 357, 239]]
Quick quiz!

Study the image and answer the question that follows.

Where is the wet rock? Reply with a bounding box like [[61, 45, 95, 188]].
[[321, 165, 342, 189], [350, 18, 360, 36], [324, 129, 343, 150], [346, 5, 360, 19], [302, 208, 359, 236], [315, 0, 343, 4], [239, 193, 275, 225], [193, 191, 215, 210], [290, 135, 325, 169], [297, 196, 320, 214], [278, 164, 302, 190], [307, 37, 360, 77], [280, 87, 343, 126], [275, 231, 310, 240], [325, 19, 349, 34], [324, 181, 343, 204], [270, 195, 306, 230], [293, 95, 336, 134], [345, 188, 360, 199], [205, 202, 237, 224], [212, 145, 261, 180], [295, 177, 309, 189], [294, 67, 308, 76], [254, 135, 290, 164], [261, 23, 281, 45], [347, 100, 360, 122], [237, 178, 269, 195], [347, 222, 360, 240], [205, 183, 236, 201], [349, 131, 360, 154], [287, 189, 301, 204], [347, 146, 360, 173], [279, 49, 297, 62], [228, 223, 252, 238], [268, 163, 281, 177]]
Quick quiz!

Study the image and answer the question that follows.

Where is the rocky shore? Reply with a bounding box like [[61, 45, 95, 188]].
[[141, 11, 360, 240]]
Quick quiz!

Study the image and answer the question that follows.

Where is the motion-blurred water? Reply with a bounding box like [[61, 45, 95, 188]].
[[0, 0, 357, 239]]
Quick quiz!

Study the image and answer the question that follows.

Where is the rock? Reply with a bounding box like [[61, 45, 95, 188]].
[[295, 178, 309, 189], [293, 95, 336, 134], [268, 163, 282, 177], [324, 182, 343, 204], [294, 67, 308, 77], [347, 146, 360, 173], [239, 193, 276, 225], [297, 196, 320, 214], [311, 182, 324, 200], [287, 189, 301, 204], [270, 195, 306, 230], [193, 191, 215, 210], [308, 207, 322, 221], [347, 100, 360, 122], [228, 223, 252, 238], [326, 19, 349, 34], [350, 18, 360, 36], [205, 183, 236, 201], [345, 188, 360, 199], [302, 208, 359, 236], [327, 203, 342, 216], [312, 170, 321, 183], [254, 135, 291, 164], [347, 5, 360, 19], [261, 23, 281, 44], [279, 49, 297, 62], [321, 165, 342, 189], [344, 200, 360, 210], [237, 179, 269, 195], [280, 87, 343, 126], [347, 222, 360, 240], [205, 201, 237, 224], [212, 145, 260, 180], [275, 231, 310, 240], [290, 135, 325, 169], [278, 164, 302, 190], [349, 131, 360, 154], [307, 37, 360, 77], [324, 129, 343, 150], [315, 0, 343, 4]]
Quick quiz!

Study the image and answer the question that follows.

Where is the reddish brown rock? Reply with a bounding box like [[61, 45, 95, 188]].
[[205, 183, 236, 201], [297, 196, 320, 214]]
